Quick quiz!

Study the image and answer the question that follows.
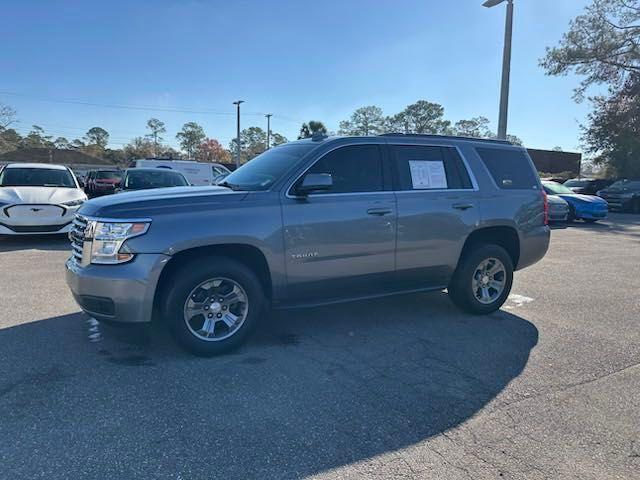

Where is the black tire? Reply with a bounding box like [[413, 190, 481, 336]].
[[583, 218, 598, 223], [448, 244, 514, 315], [632, 199, 640, 214], [566, 205, 576, 223], [164, 256, 266, 356]]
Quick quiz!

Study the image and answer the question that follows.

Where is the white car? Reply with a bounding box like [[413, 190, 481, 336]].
[[0, 163, 87, 235], [133, 159, 231, 186]]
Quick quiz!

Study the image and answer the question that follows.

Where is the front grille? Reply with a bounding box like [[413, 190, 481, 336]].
[[69, 214, 89, 265], [0, 222, 71, 233]]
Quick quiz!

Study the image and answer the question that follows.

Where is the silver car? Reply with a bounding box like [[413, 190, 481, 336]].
[[66, 134, 550, 356]]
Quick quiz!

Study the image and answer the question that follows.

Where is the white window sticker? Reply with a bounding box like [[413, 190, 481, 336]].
[[408, 160, 448, 189]]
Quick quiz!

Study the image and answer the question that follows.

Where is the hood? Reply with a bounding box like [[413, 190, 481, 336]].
[[601, 186, 639, 194], [555, 193, 607, 204], [0, 186, 85, 205], [79, 185, 247, 218]]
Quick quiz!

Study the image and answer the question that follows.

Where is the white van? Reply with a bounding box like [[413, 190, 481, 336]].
[[133, 159, 231, 186]]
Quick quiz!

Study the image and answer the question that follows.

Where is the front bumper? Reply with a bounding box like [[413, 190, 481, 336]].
[[0, 205, 79, 235], [65, 253, 170, 323], [575, 205, 608, 220], [0, 221, 73, 235]]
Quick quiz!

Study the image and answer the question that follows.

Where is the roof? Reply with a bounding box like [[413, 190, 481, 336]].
[[125, 167, 185, 173], [291, 134, 513, 146], [4, 163, 68, 170]]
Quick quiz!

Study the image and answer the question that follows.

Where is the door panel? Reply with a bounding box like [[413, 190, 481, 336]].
[[282, 193, 397, 301]]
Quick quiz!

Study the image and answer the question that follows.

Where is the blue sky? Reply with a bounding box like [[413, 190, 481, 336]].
[[2, 0, 593, 152]]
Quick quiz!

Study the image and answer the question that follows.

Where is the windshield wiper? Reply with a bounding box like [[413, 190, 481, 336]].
[[218, 180, 243, 191]]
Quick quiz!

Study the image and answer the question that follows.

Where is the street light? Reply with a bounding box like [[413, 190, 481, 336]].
[[483, 0, 514, 140], [265, 113, 272, 150], [233, 100, 244, 168]]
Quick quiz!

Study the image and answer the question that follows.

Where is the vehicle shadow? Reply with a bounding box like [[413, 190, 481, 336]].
[[0, 234, 70, 253], [0, 292, 538, 479], [566, 213, 640, 239]]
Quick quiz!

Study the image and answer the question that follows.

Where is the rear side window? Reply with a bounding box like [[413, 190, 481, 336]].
[[476, 147, 539, 190], [304, 144, 384, 194], [391, 145, 473, 191]]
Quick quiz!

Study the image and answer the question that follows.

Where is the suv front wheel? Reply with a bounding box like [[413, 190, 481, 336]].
[[164, 256, 266, 356], [448, 244, 513, 314]]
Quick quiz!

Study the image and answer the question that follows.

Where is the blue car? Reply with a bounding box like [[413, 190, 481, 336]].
[[542, 181, 608, 223]]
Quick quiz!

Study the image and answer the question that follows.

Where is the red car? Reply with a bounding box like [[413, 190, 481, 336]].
[[85, 169, 122, 198]]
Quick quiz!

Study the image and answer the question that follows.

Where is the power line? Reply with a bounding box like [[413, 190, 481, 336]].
[[0, 91, 303, 123]]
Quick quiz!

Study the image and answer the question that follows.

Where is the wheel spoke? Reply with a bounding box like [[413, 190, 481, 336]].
[[201, 317, 215, 337], [489, 280, 503, 291], [221, 312, 238, 328], [480, 287, 491, 301]]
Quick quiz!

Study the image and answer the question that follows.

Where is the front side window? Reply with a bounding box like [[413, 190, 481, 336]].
[[301, 145, 384, 194], [0, 168, 76, 188], [391, 145, 473, 191], [542, 181, 574, 195]]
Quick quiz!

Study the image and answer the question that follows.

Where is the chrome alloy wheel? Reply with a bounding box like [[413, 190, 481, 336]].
[[183, 278, 249, 342], [471, 257, 507, 305]]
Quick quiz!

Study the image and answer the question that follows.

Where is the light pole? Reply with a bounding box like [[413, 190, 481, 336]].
[[265, 113, 272, 150], [233, 100, 244, 168], [483, 0, 514, 140]]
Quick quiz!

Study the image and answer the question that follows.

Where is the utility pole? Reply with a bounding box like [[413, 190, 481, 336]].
[[233, 100, 244, 168], [483, 0, 514, 140], [265, 113, 272, 150]]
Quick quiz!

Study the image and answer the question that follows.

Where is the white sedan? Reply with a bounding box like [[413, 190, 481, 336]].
[[0, 163, 87, 235]]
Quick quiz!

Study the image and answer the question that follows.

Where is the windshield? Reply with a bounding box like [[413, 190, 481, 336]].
[[96, 171, 121, 180], [564, 179, 590, 187], [543, 181, 574, 195], [0, 167, 76, 188], [608, 179, 640, 190], [124, 170, 188, 189], [222, 144, 315, 191]]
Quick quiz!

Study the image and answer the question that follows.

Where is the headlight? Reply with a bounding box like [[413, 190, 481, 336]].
[[88, 220, 151, 264], [62, 198, 86, 207]]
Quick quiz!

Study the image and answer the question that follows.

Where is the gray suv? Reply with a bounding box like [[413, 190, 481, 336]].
[[66, 134, 550, 356]]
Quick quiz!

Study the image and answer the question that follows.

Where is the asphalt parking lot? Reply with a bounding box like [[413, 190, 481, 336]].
[[1, 214, 639, 480]]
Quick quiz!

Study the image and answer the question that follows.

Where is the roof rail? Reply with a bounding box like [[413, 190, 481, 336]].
[[378, 133, 513, 145]]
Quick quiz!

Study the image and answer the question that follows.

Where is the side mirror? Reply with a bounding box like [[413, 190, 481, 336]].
[[296, 173, 333, 196]]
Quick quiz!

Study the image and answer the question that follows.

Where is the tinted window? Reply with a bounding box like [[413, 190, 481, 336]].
[[476, 147, 539, 190], [96, 171, 121, 180], [124, 170, 188, 189], [391, 145, 473, 191], [303, 145, 384, 194], [564, 179, 590, 187], [0, 168, 76, 187]]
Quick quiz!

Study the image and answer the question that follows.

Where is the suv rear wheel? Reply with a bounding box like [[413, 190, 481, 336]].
[[448, 244, 513, 314], [164, 256, 266, 356]]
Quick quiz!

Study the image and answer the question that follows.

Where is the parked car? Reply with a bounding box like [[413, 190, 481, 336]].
[[542, 180, 608, 222], [118, 168, 189, 191], [85, 169, 122, 198], [547, 194, 569, 223], [0, 163, 87, 235], [133, 159, 231, 186], [564, 178, 613, 195], [66, 134, 550, 356], [597, 179, 640, 213]]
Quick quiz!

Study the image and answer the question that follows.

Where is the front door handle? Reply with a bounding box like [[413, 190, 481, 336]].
[[367, 208, 393, 216], [452, 203, 474, 211]]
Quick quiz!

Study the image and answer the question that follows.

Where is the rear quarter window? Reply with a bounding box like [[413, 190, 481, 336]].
[[476, 147, 539, 190]]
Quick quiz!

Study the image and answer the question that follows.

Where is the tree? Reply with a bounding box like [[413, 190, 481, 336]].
[[176, 122, 206, 158], [53, 137, 71, 149], [541, 0, 640, 98], [22, 125, 53, 149], [0, 103, 17, 129], [124, 137, 155, 160], [452, 116, 493, 138], [228, 126, 286, 163], [338, 106, 385, 136], [298, 120, 328, 139], [583, 76, 640, 177], [0, 128, 21, 154], [198, 138, 231, 163], [145, 118, 166, 156], [397, 100, 451, 134], [552, 146, 564, 152], [85, 127, 109, 150]]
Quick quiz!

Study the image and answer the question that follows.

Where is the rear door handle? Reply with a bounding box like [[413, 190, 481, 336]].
[[452, 203, 474, 211], [367, 208, 393, 216]]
